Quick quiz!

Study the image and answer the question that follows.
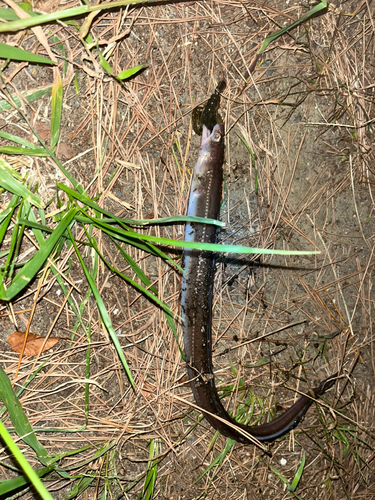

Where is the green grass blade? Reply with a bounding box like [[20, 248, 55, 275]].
[[0, 0, 151, 32], [50, 75, 63, 149], [138, 439, 159, 500], [108, 228, 179, 267], [83, 227, 177, 318], [259, 0, 328, 53], [0, 157, 22, 179], [0, 207, 77, 300], [267, 463, 290, 486], [117, 64, 144, 81], [0, 85, 52, 113], [98, 50, 113, 75], [236, 132, 258, 194], [0, 420, 54, 499], [106, 236, 184, 359], [0, 6, 40, 20], [195, 439, 235, 483], [0, 366, 49, 462], [99, 225, 319, 257], [118, 215, 223, 227], [3, 198, 25, 278], [0, 466, 54, 496], [0, 159, 43, 208], [61, 193, 183, 269], [165, 300, 184, 359], [0, 196, 18, 246], [236, 133, 255, 162], [62, 441, 115, 471], [33, 213, 223, 229], [68, 228, 135, 389], [0, 129, 45, 149], [0, 127, 50, 155], [0, 206, 13, 225], [16, 2, 32, 11], [0, 7, 21, 20], [288, 451, 306, 492], [59, 182, 224, 227], [113, 238, 158, 295], [0, 41, 54, 64], [334, 429, 351, 458], [84, 325, 91, 426], [2, 106, 83, 193], [64, 476, 95, 500], [0, 146, 49, 156], [61, 192, 317, 257], [74, 70, 79, 93]]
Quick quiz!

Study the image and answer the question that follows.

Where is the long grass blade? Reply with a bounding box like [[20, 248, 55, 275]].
[[58, 183, 224, 227], [0, 129, 46, 149], [0, 466, 54, 496], [0, 85, 52, 113], [117, 64, 144, 81], [98, 49, 112, 75], [0, 196, 18, 247], [0, 146, 49, 156], [0, 366, 49, 462], [236, 133, 258, 194], [90, 220, 318, 256], [195, 439, 235, 483], [0, 159, 43, 208], [63, 476, 95, 500], [288, 452, 306, 492], [0, 208, 77, 300], [68, 228, 135, 389], [0, 5, 40, 20], [259, 0, 328, 53], [0, 0, 152, 32], [0, 420, 54, 500], [0, 41, 54, 64], [113, 238, 158, 295], [50, 74, 63, 149], [138, 439, 160, 500]]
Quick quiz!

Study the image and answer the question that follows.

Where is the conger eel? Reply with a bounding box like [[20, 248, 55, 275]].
[[180, 82, 336, 445]]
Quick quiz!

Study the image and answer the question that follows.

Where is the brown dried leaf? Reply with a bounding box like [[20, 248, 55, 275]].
[[33, 121, 50, 141], [8, 331, 60, 356], [57, 142, 77, 160]]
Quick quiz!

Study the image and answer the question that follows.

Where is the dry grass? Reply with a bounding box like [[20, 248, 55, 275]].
[[0, 0, 375, 498]]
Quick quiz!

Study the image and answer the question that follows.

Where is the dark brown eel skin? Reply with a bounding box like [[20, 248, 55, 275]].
[[180, 87, 336, 445]]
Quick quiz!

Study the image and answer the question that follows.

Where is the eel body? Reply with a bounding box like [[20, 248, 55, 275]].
[[180, 94, 335, 445]]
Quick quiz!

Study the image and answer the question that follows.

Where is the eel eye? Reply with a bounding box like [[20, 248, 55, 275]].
[[212, 131, 222, 143]]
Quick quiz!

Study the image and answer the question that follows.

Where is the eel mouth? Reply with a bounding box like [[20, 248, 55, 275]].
[[200, 124, 211, 146], [201, 123, 224, 147]]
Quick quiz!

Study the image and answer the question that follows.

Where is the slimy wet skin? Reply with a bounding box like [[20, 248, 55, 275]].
[[181, 84, 335, 446]]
